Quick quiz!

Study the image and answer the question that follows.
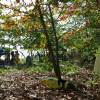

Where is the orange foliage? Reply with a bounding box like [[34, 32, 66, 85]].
[[59, 15, 68, 21], [21, 16, 31, 22], [33, 22, 41, 29], [62, 27, 85, 42], [2, 21, 17, 30]]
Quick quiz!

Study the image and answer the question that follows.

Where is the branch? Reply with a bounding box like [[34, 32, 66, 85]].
[[58, 26, 86, 41]]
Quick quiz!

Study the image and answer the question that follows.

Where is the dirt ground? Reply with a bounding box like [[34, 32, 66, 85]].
[[0, 69, 100, 100]]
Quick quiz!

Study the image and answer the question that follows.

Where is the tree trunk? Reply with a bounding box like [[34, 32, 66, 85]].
[[94, 54, 100, 77], [36, 0, 62, 80], [96, 0, 100, 8], [48, 4, 61, 80]]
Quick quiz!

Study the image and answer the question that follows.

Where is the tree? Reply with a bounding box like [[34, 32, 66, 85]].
[[36, 0, 62, 82], [0, 0, 99, 83], [0, 0, 81, 77]]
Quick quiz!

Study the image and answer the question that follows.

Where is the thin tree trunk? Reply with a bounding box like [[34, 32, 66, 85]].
[[48, 4, 61, 80], [36, 0, 62, 80], [96, 0, 100, 8]]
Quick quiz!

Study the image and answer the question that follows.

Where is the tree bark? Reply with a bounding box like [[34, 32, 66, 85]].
[[48, 4, 61, 80], [36, 0, 62, 80], [96, 0, 100, 8]]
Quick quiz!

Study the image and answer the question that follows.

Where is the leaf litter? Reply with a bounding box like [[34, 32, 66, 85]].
[[0, 69, 100, 100]]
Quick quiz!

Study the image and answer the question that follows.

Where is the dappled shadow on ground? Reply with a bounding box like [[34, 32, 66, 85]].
[[0, 69, 100, 100]]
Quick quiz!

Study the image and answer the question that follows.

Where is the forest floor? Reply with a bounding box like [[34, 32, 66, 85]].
[[0, 68, 100, 100]]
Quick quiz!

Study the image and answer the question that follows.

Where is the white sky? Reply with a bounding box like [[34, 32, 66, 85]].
[[0, 0, 36, 5], [0, 0, 35, 19]]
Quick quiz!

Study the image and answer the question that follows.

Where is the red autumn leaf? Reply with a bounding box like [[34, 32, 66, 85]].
[[68, 4, 76, 14]]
